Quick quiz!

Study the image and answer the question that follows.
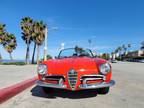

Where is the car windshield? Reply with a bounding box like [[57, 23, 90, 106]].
[[58, 48, 93, 58]]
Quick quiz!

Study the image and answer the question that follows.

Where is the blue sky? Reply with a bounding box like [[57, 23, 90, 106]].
[[0, 0, 144, 59]]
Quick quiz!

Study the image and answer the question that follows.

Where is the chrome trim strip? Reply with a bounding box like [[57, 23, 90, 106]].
[[80, 77, 104, 81], [44, 75, 65, 78], [80, 74, 106, 81], [79, 80, 115, 89], [81, 74, 104, 77], [36, 80, 67, 89], [82, 78, 103, 84], [42, 75, 65, 81], [43, 78, 60, 81], [46, 74, 65, 77]]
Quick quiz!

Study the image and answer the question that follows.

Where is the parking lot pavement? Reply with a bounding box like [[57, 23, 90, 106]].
[[0, 65, 37, 88], [1, 62, 144, 108]]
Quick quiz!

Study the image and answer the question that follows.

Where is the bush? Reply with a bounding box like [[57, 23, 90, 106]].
[[0, 62, 25, 65], [40, 54, 53, 62], [115, 57, 121, 61]]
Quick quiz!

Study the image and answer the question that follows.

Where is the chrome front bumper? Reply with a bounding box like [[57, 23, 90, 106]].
[[79, 80, 115, 89], [36, 80, 115, 90], [36, 80, 67, 89]]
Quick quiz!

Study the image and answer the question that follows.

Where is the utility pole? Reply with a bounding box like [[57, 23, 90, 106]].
[[44, 27, 48, 61]]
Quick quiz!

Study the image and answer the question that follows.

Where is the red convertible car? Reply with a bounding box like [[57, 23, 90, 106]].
[[36, 47, 115, 94]]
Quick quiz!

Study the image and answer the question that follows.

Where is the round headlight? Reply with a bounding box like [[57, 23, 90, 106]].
[[38, 64, 47, 75], [99, 63, 111, 75]]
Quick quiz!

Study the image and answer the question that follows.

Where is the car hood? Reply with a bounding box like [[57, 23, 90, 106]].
[[43, 57, 100, 75]]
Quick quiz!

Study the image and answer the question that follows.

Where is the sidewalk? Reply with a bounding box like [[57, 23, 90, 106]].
[[0, 65, 37, 88]]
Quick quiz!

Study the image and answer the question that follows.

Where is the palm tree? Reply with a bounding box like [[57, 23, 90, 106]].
[[128, 43, 131, 48], [122, 44, 127, 55], [0, 53, 2, 60], [0, 24, 6, 42], [114, 47, 119, 59], [0, 23, 6, 60], [114, 48, 118, 54], [3, 33, 17, 60], [141, 41, 144, 50], [117, 46, 122, 60], [88, 39, 92, 48], [127, 43, 131, 52], [31, 40, 36, 64], [32, 21, 46, 64], [117, 46, 122, 54], [20, 17, 33, 64]]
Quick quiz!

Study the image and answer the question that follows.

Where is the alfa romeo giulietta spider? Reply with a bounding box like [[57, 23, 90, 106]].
[[36, 47, 115, 94]]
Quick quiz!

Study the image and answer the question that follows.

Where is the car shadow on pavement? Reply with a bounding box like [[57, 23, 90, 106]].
[[31, 86, 98, 99]]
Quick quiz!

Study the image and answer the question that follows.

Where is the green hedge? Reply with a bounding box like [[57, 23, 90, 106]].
[[0, 62, 26, 65]]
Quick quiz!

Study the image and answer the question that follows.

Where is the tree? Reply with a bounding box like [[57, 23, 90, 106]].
[[122, 44, 127, 55], [141, 41, 144, 50], [117, 46, 122, 56], [0, 53, 2, 60], [128, 44, 131, 48], [100, 53, 110, 60], [41, 54, 52, 61], [114, 46, 122, 60], [31, 41, 36, 64], [127, 43, 131, 52], [3, 33, 17, 60], [88, 39, 92, 48], [111, 52, 115, 60], [0, 23, 6, 60], [20, 17, 33, 64], [114, 48, 119, 54], [46, 54, 52, 60], [32, 21, 46, 64], [0, 24, 6, 43]]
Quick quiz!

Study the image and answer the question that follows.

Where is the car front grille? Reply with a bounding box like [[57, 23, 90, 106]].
[[68, 69, 77, 90]]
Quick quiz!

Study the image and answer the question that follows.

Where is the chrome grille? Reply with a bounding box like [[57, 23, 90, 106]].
[[68, 69, 77, 89]]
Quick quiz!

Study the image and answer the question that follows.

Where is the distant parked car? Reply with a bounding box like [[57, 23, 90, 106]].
[[138, 59, 144, 63], [36, 47, 115, 94], [109, 59, 117, 63]]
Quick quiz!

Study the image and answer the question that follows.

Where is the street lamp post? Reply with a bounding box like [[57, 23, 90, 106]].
[[44, 27, 48, 61], [43, 26, 58, 61]]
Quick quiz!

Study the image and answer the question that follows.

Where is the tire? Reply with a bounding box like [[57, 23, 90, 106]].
[[98, 87, 109, 94], [42, 87, 54, 94]]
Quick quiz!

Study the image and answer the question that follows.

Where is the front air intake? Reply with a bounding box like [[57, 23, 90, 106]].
[[68, 69, 78, 90]]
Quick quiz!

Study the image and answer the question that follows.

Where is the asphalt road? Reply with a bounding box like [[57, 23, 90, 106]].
[[1, 62, 144, 108]]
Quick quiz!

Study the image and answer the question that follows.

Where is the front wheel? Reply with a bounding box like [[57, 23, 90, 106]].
[[42, 87, 54, 94], [97, 87, 109, 94]]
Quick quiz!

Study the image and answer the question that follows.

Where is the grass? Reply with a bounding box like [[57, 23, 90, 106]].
[[0, 62, 26, 65]]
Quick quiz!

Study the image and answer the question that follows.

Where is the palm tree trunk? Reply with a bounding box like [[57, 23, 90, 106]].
[[0, 52, 2, 61], [37, 45, 40, 64], [25, 42, 30, 64], [9, 53, 13, 61], [31, 43, 36, 64]]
